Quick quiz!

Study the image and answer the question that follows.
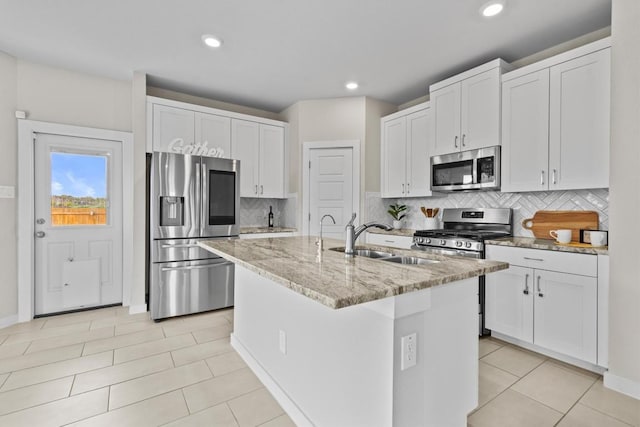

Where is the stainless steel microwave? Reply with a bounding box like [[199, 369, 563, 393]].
[[431, 146, 501, 192]]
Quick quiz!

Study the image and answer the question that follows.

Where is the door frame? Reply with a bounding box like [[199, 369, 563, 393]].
[[301, 140, 361, 236], [17, 120, 134, 322]]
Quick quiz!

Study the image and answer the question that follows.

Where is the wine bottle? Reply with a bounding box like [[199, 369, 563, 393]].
[[268, 206, 274, 228]]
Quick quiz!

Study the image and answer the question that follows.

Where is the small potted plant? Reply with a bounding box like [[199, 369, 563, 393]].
[[388, 203, 408, 229]]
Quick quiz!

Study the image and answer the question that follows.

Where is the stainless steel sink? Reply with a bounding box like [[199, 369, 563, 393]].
[[380, 256, 440, 265], [329, 248, 395, 258]]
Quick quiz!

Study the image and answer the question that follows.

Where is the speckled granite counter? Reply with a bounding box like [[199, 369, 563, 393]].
[[366, 228, 417, 237], [486, 236, 609, 255], [239, 226, 296, 234], [199, 236, 507, 309]]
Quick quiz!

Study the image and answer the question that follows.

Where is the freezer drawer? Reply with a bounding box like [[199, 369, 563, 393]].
[[151, 258, 234, 320], [153, 238, 225, 263]]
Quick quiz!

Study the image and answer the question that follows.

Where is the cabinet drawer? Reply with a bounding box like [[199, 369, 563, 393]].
[[366, 233, 413, 250], [486, 245, 597, 277]]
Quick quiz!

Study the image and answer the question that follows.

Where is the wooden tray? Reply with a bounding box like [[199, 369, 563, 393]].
[[522, 210, 599, 241], [555, 242, 602, 248]]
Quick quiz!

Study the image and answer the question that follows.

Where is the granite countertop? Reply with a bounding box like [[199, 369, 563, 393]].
[[485, 236, 609, 255], [198, 236, 508, 309], [240, 227, 297, 234], [366, 228, 417, 237]]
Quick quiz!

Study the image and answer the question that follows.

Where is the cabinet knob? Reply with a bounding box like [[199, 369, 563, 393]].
[[406, 183, 410, 194], [552, 169, 557, 185], [454, 135, 459, 148], [523, 273, 530, 295], [537, 275, 544, 297], [255, 185, 258, 194], [462, 134, 466, 147], [540, 170, 545, 186], [401, 183, 405, 194]]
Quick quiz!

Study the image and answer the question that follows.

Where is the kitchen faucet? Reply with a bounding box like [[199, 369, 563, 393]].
[[344, 213, 393, 256], [317, 214, 336, 251]]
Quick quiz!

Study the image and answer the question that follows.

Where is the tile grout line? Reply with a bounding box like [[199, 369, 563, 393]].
[[574, 382, 637, 427], [551, 377, 600, 426]]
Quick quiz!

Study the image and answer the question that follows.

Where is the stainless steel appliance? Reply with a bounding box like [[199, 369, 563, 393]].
[[149, 152, 240, 320], [412, 208, 512, 335], [431, 146, 501, 192]]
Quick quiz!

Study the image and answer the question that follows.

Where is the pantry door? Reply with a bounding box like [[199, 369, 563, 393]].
[[305, 142, 360, 240], [33, 133, 123, 315]]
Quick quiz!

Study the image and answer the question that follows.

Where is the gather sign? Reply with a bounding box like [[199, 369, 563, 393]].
[[168, 138, 225, 157]]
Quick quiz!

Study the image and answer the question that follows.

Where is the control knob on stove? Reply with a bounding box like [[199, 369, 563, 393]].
[[426, 238, 431, 244], [440, 239, 446, 245], [465, 242, 472, 248], [455, 241, 463, 248]]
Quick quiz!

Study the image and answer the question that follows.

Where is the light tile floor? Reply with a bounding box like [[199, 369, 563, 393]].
[[0, 307, 638, 426]]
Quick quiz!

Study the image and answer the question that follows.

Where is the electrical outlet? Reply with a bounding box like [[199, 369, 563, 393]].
[[279, 330, 287, 355], [401, 333, 417, 370]]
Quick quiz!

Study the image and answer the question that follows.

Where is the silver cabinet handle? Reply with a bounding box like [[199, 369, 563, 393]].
[[523, 273, 530, 295], [454, 135, 459, 148], [407, 182, 410, 194], [402, 183, 405, 194], [540, 170, 545, 186], [462, 134, 466, 147], [260, 185, 264, 195], [523, 257, 544, 262], [384, 240, 394, 243], [552, 169, 557, 185], [254, 185, 258, 194], [35, 231, 46, 238], [537, 275, 543, 297]]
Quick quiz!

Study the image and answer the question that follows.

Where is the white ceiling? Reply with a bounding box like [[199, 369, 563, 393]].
[[0, 0, 611, 112]]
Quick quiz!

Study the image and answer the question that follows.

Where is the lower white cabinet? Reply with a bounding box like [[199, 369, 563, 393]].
[[486, 245, 598, 365], [366, 233, 413, 250]]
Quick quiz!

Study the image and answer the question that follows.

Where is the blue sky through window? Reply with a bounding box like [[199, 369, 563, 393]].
[[51, 153, 107, 198]]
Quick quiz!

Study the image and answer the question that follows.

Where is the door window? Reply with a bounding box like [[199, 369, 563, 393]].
[[50, 152, 109, 226]]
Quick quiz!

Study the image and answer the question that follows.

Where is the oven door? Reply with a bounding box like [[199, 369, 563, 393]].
[[200, 157, 240, 237]]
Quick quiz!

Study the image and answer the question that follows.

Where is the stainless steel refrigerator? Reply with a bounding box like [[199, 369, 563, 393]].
[[149, 152, 240, 320]]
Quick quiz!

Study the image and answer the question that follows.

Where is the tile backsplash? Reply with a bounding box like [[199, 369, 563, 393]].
[[366, 189, 609, 237], [240, 193, 298, 228]]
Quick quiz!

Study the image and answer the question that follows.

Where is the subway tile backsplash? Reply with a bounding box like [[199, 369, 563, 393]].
[[240, 193, 298, 228], [366, 189, 609, 237]]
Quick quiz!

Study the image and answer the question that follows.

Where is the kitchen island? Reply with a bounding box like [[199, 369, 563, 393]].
[[199, 236, 508, 427]]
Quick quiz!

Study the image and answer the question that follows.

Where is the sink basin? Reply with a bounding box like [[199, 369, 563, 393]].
[[329, 248, 395, 258], [380, 256, 440, 265]]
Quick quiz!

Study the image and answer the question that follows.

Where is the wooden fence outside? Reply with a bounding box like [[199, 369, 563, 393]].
[[51, 207, 107, 225]]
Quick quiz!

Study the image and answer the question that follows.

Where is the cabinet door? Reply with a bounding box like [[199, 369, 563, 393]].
[[533, 270, 597, 364], [501, 70, 550, 192], [406, 109, 431, 197], [549, 48, 610, 190], [195, 113, 231, 158], [381, 116, 407, 198], [152, 104, 195, 153], [460, 68, 501, 151], [259, 124, 285, 198], [231, 119, 260, 197], [485, 266, 534, 343], [430, 83, 461, 156]]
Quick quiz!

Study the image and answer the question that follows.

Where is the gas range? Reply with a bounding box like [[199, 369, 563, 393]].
[[412, 208, 512, 257]]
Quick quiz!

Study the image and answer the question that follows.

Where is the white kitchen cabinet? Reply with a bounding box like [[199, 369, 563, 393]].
[[366, 233, 413, 250], [380, 103, 431, 198], [231, 119, 286, 198], [151, 104, 232, 157], [486, 245, 598, 365], [501, 39, 611, 192], [430, 59, 510, 156]]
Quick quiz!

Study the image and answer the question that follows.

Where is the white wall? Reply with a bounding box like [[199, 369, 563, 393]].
[[607, 0, 640, 395], [365, 98, 397, 192], [0, 54, 133, 321], [0, 51, 18, 321]]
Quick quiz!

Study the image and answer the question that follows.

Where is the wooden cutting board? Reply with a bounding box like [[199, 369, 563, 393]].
[[522, 210, 599, 241]]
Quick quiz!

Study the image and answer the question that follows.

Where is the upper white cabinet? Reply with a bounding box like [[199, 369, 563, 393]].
[[430, 59, 511, 156], [148, 97, 288, 198], [501, 39, 611, 192], [381, 103, 431, 198], [151, 103, 231, 158], [231, 119, 286, 198]]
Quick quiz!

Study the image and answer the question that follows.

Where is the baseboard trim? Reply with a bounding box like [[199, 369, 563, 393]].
[[230, 333, 313, 427], [0, 314, 19, 329], [604, 371, 640, 400], [127, 304, 147, 315]]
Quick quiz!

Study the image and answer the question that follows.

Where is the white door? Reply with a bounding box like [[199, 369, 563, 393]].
[[195, 112, 231, 158], [152, 104, 195, 153], [485, 266, 534, 343], [308, 148, 354, 239], [501, 69, 550, 192], [406, 108, 431, 197], [259, 124, 285, 198], [34, 133, 123, 315], [231, 119, 260, 197], [461, 68, 501, 151], [430, 83, 461, 156]]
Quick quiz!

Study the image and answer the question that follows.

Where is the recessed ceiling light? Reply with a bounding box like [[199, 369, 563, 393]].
[[202, 35, 223, 48], [345, 82, 359, 90], [480, 0, 505, 17]]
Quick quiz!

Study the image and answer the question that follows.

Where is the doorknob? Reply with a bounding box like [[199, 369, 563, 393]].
[[36, 218, 46, 225], [35, 231, 46, 238]]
